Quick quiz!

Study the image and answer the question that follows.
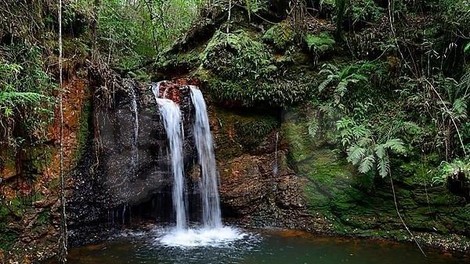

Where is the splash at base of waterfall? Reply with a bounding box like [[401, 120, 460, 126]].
[[157, 226, 245, 248]]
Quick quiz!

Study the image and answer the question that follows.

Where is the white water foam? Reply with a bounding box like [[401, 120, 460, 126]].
[[158, 226, 246, 248]]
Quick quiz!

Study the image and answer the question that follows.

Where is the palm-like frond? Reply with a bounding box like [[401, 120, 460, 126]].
[[384, 138, 406, 154], [359, 155, 375, 174], [377, 153, 390, 178], [347, 144, 366, 165]]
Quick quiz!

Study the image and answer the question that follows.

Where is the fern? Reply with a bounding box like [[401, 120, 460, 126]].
[[452, 97, 467, 118], [375, 144, 386, 159], [337, 114, 407, 178], [318, 76, 334, 92], [0, 92, 49, 106], [359, 155, 375, 174], [377, 153, 390, 178], [384, 138, 406, 154], [347, 145, 366, 165], [318, 62, 371, 105]]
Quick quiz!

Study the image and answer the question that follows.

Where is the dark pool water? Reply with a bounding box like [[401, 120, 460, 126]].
[[52, 227, 467, 264]]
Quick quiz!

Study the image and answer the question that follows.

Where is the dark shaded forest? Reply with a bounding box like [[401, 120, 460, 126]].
[[0, 0, 469, 262]]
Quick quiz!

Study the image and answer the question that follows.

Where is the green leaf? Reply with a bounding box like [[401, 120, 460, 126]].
[[464, 42, 470, 54], [359, 155, 375, 174], [377, 154, 390, 178], [347, 145, 366, 165], [375, 144, 386, 159], [384, 138, 406, 154]]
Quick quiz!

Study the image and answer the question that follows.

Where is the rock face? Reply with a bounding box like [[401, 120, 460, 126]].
[[96, 80, 195, 207], [67, 79, 198, 242]]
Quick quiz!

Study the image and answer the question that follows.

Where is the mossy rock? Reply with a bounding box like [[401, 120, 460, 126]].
[[156, 46, 203, 74], [213, 107, 279, 158], [28, 145, 53, 174], [234, 115, 278, 151], [201, 72, 313, 107], [75, 97, 92, 162], [262, 21, 295, 50], [0, 225, 17, 251], [201, 29, 275, 80], [304, 32, 335, 58]]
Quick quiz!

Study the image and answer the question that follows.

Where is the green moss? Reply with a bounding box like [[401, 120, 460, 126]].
[[214, 107, 279, 156], [0, 226, 17, 251], [304, 32, 335, 56], [8, 198, 25, 217], [201, 29, 274, 80], [36, 210, 50, 225], [29, 145, 53, 173], [234, 115, 278, 150], [262, 21, 295, 50], [399, 153, 440, 186], [282, 121, 313, 163], [203, 74, 313, 107], [156, 46, 203, 71], [76, 97, 91, 162]]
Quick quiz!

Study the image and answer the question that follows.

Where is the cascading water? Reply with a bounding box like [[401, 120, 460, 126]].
[[189, 86, 222, 228], [152, 85, 187, 231], [273, 131, 279, 176], [153, 82, 243, 247], [130, 87, 139, 178]]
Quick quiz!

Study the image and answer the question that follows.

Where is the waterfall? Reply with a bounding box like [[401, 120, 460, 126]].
[[189, 86, 222, 229], [130, 87, 139, 178], [152, 86, 187, 231], [273, 131, 279, 176], [154, 83, 243, 247]]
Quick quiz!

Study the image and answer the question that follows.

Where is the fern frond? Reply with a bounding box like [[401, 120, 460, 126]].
[[375, 144, 386, 159], [308, 120, 319, 138], [347, 145, 366, 165], [319, 68, 334, 76], [320, 63, 338, 73], [336, 80, 348, 97], [318, 77, 333, 92], [357, 135, 372, 146], [0, 91, 49, 106], [384, 138, 406, 154], [352, 124, 370, 139], [452, 97, 467, 118], [377, 154, 390, 178], [336, 117, 354, 130], [359, 155, 375, 174]]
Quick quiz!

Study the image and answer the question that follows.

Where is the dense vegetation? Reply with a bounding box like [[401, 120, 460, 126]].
[[0, 0, 469, 261]]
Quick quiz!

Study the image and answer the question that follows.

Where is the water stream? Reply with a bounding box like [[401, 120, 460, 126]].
[[152, 87, 187, 231], [129, 86, 139, 179], [190, 86, 222, 229], [151, 84, 240, 246]]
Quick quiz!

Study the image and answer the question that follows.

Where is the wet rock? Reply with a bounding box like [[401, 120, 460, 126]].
[[67, 79, 199, 245]]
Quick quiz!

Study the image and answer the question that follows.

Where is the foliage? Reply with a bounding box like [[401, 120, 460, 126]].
[[263, 22, 295, 50], [200, 29, 316, 106], [244, 0, 268, 20], [336, 117, 407, 177], [433, 158, 470, 185], [90, 0, 201, 70], [201, 30, 275, 79], [348, 0, 383, 25], [0, 44, 55, 146], [317, 62, 371, 105], [205, 74, 313, 107], [305, 33, 335, 54]]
